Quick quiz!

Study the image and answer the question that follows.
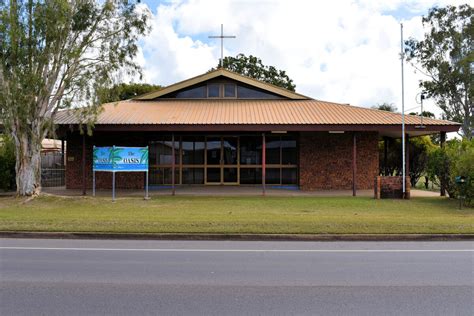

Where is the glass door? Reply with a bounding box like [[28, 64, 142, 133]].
[[206, 137, 221, 184], [205, 136, 239, 185], [222, 137, 238, 184]]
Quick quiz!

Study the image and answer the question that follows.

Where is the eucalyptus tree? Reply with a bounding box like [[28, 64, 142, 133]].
[[405, 4, 473, 139], [216, 54, 296, 92], [0, 0, 150, 196]]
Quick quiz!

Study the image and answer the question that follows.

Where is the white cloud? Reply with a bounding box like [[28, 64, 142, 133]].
[[136, 0, 466, 118]]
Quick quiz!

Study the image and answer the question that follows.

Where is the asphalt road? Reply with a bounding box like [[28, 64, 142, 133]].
[[1, 239, 473, 316]]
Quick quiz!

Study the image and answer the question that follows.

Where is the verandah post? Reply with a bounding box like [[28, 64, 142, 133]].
[[383, 137, 388, 176], [61, 139, 65, 168], [262, 133, 266, 196], [440, 131, 446, 196], [406, 133, 410, 181], [112, 171, 115, 201], [82, 134, 86, 196], [352, 132, 357, 196], [172, 133, 175, 196]]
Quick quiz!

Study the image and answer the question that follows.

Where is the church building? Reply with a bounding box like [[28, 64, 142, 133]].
[[55, 68, 459, 193]]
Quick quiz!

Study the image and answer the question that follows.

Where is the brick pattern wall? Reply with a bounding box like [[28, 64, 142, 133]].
[[67, 131, 379, 191], [299, 132, 379, 190], [374, 176, 411, 199], [66, 133, 147, 190]]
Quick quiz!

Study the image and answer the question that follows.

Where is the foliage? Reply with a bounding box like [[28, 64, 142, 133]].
[[379, 137, 401, 176], [372, 103, 397, 112], [455, 141, 474, 205], [408, 111, 435, 119], [0, 0, 150, 195], [99, 83, 161, 103], [408, 111, 439, 143], [379, 136, 435, 186], [427, 139, 474, 205], [0, 135, 16, 191], [375, 102, 439, 183], [405, 4, 473, 139], [216, 53, 296, 91], [407, 136, 437, 187]]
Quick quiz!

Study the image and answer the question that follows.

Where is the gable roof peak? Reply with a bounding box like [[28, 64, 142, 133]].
[[134, 68, 309, 100]]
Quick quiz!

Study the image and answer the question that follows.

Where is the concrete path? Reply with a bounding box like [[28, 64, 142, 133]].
[[1, 239, 473, 315], [41, 186, 439, 198]]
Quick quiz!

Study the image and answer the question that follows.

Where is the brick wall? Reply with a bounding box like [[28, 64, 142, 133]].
[[374, 176, 411, 199], [67, 130, 379, 191], [299, 132, 379, 190], [66, 132, 147, 190]]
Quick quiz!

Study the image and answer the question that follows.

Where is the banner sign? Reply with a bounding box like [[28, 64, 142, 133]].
[[93, 146, 148, 172]]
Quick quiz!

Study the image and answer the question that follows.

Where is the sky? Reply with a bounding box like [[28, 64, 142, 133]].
[[132, 0, 466, 117]]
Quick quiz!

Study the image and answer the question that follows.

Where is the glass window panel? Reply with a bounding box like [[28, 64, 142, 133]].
[[223, 137, 238, 165], [281, 138, 297, 164], [265, 168, 280, 185], [237, 85, 282, 99], [207, 168, 220, 183], [181, 137, 194, 164], [266, 137, 280, 164], [175, 86, 206, 98], [150, 137, 178, 165], [206, 138, 221, 165], [182, 167, 193, 184], [224, 84, 236, 97], [240, 136, 262, 165], [193, 168, 204, 184], [240, 168, 262, 184], [182, 168, 204, 184], [149, 168, 178, 185], [208, 84, 220, 98], [223, 168, 238, 183], [194, 138, 205, 165], [282, 168, 298, 185], [148, 143, 158, 165]]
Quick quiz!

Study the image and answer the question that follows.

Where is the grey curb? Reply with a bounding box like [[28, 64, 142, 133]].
[[1, 231, 473, 241]]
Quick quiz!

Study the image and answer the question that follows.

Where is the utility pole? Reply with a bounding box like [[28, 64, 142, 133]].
[[400, 23, 406, 198]]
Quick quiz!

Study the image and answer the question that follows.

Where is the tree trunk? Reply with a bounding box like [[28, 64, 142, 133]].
[[12, 131, 42, 196], [462, 119, 472, 140]]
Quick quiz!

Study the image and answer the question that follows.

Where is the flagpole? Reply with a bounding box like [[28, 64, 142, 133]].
[[400, 23, 406, 197]]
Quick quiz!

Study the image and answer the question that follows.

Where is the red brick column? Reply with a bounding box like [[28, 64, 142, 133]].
[[374, 176, 411, 199]]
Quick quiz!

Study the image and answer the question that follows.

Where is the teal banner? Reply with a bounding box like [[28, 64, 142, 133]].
[[93, 146, 148, 172]]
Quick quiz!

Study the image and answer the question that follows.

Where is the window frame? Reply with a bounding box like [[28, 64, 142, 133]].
[[207, 83, 221, 98]]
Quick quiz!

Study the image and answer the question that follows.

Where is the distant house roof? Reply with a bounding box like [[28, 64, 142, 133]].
[[41, 138, 63, 153]]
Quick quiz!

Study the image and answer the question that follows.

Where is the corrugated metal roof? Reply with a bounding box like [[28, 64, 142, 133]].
[[55, 99, 459, 126]]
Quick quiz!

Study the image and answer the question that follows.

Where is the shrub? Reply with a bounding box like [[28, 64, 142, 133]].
[[427, 139, 474, 205], [0, 135, 16, 191], [453, 140, 474, 205], [378, 136, 435, 186]]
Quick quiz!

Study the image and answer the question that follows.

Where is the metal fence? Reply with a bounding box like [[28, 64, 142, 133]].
[[41, 168, 65, 187], [41, 152, 63, 169]]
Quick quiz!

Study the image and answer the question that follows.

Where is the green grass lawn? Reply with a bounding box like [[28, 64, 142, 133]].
[[0, 195, 472, 234]]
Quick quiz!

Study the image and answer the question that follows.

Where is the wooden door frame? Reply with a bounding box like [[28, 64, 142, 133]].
[[204, 136, 240, 185]]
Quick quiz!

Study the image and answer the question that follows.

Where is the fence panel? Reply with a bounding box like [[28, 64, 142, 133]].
[[41, 168, 65, 187]]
